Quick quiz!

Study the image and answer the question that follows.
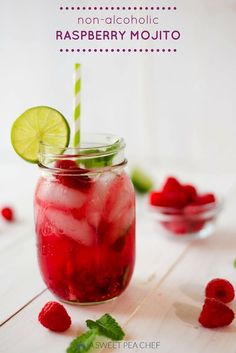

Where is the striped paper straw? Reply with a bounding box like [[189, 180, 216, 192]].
[[73, 63, 81, 148]]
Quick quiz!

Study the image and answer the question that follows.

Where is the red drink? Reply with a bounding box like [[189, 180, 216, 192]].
[[34, 136, 135, 304]]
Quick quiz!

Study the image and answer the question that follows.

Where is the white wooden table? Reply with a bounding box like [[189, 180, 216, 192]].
[[1, 163, 236, 353]]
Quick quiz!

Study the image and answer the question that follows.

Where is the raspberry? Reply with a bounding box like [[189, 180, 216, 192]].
[[163, 191, 188, 208], [162, 220, 188, 235], [55, 159, 92, 191], [205, 278, 235, 303], [55, 159, 79, 169], [199, 298, 234, 328], [184, 204, 204, 216], [183, 184, 197, 202], [149, 191, 188, 208], [195, 193, 216, 205], [1, 207, 14, 222], [149, 191, 164, 207], [38, 301, 71, 332], [189, 220, 205, 232], [162, 177, 182, 193]]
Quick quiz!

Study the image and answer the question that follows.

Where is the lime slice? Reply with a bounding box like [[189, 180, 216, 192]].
[[131, 167, 154, 193], [11, 106, 70, 163]]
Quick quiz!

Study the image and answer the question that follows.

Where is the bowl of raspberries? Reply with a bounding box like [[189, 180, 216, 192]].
[[149, 176, 223, 238]]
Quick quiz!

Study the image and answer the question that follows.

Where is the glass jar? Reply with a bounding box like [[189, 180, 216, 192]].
[[34, 134, 135, 304]]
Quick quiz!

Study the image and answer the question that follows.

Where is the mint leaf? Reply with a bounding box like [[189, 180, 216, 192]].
[[86, 314, 125, 341], [66, 330, 97, 353], [78, 140, 120, 169], [67, 314, 125, 353], [234, 259, 236, 268], [85, 320, 99, 330]]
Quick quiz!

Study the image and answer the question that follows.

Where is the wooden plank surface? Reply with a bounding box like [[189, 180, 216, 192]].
[[122, 226, 236, 353], [0, 231, 45, 325], [1, 163, 236, 353], [0, 214, 191, 352], [107, 196, 236, 353]]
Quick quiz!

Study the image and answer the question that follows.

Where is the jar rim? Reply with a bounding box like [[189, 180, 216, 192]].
[[41, 133, 125, 151], [38, 133, 126, 171]]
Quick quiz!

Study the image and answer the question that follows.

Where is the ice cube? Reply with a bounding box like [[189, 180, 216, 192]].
[[107, 204, 135, 243], [36, 178, 87, 210], [87, 172, 116, 228], [45, 207, 95, 246], [105, 172, 135, 223], [34, 202, 47, 228]]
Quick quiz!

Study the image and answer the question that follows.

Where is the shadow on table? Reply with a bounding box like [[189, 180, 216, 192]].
[[180, 283, 203, 303], [83, 280, 155, 315], [192, 228, 236, 252], [174, 302, 199, 326]]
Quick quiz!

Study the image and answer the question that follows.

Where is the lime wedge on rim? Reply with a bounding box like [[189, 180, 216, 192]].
[[11, 106, 70, 163]]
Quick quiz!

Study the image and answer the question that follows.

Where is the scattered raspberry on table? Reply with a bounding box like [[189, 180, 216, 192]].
[[1, 207, 14, 222], [205, 278, 235, 303], [38, 301, 71, 332], [198, 297, 235, 328]]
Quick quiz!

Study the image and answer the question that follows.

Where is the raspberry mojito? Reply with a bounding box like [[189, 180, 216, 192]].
[[34, 135, 135, 303], [11, 106, 135, 304]]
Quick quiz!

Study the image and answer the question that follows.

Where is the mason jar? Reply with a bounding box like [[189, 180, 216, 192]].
[[34, 134, 135, 304]]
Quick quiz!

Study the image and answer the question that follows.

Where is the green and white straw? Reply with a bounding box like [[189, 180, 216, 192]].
[[73, 63, 81, 148]]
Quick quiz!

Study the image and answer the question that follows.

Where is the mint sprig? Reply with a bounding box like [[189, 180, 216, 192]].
[[86, 314, 125, 341], [66, 314, 125, 353]]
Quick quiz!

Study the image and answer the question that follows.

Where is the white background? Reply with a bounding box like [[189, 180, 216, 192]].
[[0, 0, 236, 176]]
